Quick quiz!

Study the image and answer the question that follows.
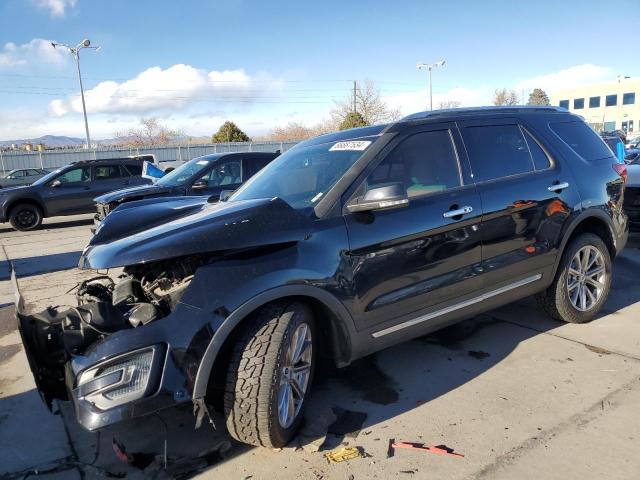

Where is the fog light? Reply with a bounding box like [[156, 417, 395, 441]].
[[77, 346, 161, 410]]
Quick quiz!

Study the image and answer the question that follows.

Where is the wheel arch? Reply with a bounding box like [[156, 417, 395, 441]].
[[192, 285, 356, 400], [552, 210, 616, 278], [6, 197, 46, 219]]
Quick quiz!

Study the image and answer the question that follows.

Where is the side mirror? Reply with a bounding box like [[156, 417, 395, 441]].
[[50, 179, 62, 188], [191, 179, 208, 190], [219, 189, 234, 202], [346, 183, 409, 213]]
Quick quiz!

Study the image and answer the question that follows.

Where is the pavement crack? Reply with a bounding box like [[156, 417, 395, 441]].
[[466, 377, 640, 480], [487, 314, 640, 363]]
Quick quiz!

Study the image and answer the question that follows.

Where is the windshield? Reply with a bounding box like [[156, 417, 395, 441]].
[[156, 156, 213, 187], [230, 137, 377, 212], [32, 168, 63, 186]]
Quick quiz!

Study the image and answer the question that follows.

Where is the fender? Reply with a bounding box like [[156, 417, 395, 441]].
[[192, 284, 356, 399], [550, 207, 617, 278]]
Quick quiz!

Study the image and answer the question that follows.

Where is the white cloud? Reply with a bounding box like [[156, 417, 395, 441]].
[[49, 64, 282, 117], [0, 38, 68, 68], [516, 64, 613, 93], [35, 0, 77, 17]]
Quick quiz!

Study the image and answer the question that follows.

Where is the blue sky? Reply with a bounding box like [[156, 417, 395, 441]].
[[0, 0, 636, 140]]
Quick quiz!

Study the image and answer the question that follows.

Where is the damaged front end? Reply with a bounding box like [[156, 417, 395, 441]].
[[17, 254, 215, 428], [17, 196, 312, 431]]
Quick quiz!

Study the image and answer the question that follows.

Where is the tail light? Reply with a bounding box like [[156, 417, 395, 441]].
[[613, 163, 627, 182]]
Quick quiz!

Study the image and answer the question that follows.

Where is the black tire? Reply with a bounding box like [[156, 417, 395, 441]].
[[224, 301, 316, 448], [536, 233, 612, 323], [9, 203, 43, 231]]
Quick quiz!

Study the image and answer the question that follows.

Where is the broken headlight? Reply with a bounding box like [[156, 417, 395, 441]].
[[76, 345, 164, 410]]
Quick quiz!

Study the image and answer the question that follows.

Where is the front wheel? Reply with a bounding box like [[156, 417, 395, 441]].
[[537, 233, 612, 323], [9, 203, 43, 231], [224, 302, 315, 448]]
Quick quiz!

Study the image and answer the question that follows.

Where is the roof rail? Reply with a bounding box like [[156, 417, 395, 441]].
[[402, 105, 567, 121]]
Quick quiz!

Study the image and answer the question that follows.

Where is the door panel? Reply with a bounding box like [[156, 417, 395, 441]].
[[343, 125, 483, 332], [43, 166, 93, 215], [458, 119, 579, 286]]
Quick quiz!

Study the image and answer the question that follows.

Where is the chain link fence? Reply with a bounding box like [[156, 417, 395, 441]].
[[0, 140, 300, 173]]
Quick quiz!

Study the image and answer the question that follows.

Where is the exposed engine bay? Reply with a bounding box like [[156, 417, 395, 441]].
[[17, 255, 210, 406], [56, 256, 208, 352]]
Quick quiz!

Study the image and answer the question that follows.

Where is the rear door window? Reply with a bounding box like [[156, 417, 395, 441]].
[[462, 124, 534, 182], [367, 129, 462, 198], [549, 121, 613, 161], [94, 165, 126, 180], [243, 157, 271, 180], [124, 164, 142, 176]]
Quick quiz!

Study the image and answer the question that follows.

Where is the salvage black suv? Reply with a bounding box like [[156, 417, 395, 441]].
[[18, 107, 628, 449]]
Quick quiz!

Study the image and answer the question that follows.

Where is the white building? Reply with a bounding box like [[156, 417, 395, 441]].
[[551, 77, 640, 137]]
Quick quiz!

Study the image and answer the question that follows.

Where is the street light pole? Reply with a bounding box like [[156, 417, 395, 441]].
[[417, 59, 445, 111], [51, 39, 101, 149]]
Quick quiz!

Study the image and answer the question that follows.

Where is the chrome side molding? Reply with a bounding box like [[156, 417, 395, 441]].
[[371, 274, 542, 338]]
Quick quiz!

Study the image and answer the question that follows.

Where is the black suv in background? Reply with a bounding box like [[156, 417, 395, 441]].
[[93, 152, 278, 226], [18, 107, 627, 450], [0, 157, 151, 230]]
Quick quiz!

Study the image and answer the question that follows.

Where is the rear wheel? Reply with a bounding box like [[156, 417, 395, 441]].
[[536, 233, 611, 323], [224, 301, 315, 448], [9, 203, 43, 231]]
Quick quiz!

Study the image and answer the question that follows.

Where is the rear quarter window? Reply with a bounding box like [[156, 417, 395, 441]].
[[549, 121, 613, 161]]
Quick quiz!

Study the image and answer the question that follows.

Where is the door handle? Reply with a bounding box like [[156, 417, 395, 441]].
[[547, 182, 569, 192], [443, 206, 473, 218]]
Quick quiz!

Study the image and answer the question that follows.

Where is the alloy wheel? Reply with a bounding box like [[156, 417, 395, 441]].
[[16, 209, 37, 229], [566, 245, 606, 312], [277, 322, 312, 429]]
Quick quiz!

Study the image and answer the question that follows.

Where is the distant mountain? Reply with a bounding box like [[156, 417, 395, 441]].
[[0, 135, 85, 148], [0, 133, 214, 149]]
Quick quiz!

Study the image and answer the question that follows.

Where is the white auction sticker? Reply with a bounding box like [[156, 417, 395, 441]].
[[196, 160, 210, 165], [329, 140, 371, 151]]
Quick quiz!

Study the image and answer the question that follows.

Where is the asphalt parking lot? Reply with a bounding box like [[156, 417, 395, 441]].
[[1, 216, 640, 480]]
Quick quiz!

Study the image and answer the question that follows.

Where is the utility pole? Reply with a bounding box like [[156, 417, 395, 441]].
[[51, 39, 101, 149], [353, 80, 357, 113]]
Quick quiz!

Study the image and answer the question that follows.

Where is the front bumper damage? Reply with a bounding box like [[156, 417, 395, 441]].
[[16, 292, 220, 431]]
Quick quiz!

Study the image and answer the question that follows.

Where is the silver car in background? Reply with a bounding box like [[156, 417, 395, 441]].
[[0, 168, 49, 188]]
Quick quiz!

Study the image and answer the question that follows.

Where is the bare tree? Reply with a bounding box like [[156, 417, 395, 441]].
[[437, 99, 462, 109], [493, 88, 519, 106], [264, 122, 315, 142], [116, 117, 182, 146], [260, 119, 337, 141], [332, 79, 401, 126]]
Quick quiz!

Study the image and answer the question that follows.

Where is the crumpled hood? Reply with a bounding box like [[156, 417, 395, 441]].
[[80, 197, 312, 269], [94, 183, 171, 204]]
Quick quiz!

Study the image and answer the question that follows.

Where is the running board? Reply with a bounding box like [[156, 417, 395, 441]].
[[371, 274, 542, 338]]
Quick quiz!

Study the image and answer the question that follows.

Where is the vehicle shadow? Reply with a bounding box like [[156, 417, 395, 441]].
[[3, 248, 640, 478]]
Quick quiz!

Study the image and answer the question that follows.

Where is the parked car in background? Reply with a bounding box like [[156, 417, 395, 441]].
[[0, 168, 50, 188], [601, 129, 627, 144], [93, 152, 278, 227], [17, 107, 628, 450], [602, 135, 625, 162], [625, 136, 640, 150], [0, 157, 152, 231], [625, 149, 640, 164]]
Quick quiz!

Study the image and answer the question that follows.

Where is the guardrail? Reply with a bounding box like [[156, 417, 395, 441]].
[[0, 140, 300, 172]]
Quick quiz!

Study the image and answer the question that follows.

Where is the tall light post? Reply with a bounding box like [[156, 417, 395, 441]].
[[416, 59, 445, 111], [51, 39, 101, 149]]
